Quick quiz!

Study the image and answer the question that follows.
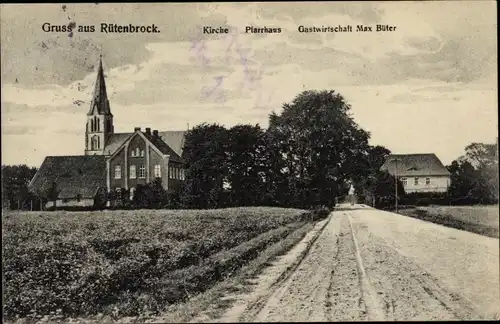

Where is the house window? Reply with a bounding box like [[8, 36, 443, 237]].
[[130, 187, 135, 200], [131, 149, 136, 157], [414, 177, 419, 185], [169, 166, 173, 179], [114, 165, 121, 179], [180, 169, 185, 180], [139, 165, 146, 178], [154, 164, 161, 178], [140, 150, 145, 157], [130, 165, 136, 179], [426, 177, 431, 185], [135, 148, 140, 157], [401, 177, 407, 187]]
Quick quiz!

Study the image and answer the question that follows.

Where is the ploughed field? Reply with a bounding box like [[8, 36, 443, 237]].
[[2, 207, 314, 321], [398, 205, 499, 238]]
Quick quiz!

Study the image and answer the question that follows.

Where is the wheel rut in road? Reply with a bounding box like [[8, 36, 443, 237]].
[[350, 211, 484, 321], [218, 207, 487, 322]]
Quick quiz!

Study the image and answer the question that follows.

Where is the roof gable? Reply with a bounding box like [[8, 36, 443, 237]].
[[105, 130, 186, 161], [30, 155, 107, 199], [380, 153, 450, 176], [106, 131, 184, 163]]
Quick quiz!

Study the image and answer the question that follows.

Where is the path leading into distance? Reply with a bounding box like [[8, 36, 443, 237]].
[[217, 204, 500, 322]]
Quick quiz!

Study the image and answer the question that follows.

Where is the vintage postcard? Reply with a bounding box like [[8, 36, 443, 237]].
[[1, 1, 498, 323]]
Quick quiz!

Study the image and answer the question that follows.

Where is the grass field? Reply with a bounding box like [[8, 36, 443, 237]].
[[398, 205, 499, 238], [2, 207, 320, 321]]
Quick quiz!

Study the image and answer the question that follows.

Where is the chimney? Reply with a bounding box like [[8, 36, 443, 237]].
[[153, 130, 159, 138], [145, 127, 151, 136], [134, 127, 141, 132]]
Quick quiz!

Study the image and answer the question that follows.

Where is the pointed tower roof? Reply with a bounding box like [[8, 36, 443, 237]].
[[87, 55, 112, 116]]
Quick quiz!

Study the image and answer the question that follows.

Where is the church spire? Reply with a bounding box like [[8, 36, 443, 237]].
[[87, 55, 111, 116]]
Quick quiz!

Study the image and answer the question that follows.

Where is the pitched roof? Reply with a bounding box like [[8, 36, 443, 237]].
[[104, 133, 132, 156], [104, 131, 186, 159], [380, 153, 450, 176], [143, 132, 183, 163], [159, 131, 186, 157], [88, 56, 111, 115], [29, 155, 106, 199]]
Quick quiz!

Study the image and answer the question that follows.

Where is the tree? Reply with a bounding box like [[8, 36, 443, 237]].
[[447, 160, 476, 203], [226, 124, 268, 206], [462, 141, 498, 169], [133, 178, 168, 209], [266, 90, 371, 208], [180, 124, 230, 209], [352, 145, 392, 203], [1, 164, 38, 210], [448, 140, 499, 204], [371, 170, 405, 208]]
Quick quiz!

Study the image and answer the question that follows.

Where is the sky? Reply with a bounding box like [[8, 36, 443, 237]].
[[1, 2, 497, 167]]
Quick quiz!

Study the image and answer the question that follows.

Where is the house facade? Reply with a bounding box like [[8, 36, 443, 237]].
[[29, 56, 186, 208], [380, 153, 451, 193]]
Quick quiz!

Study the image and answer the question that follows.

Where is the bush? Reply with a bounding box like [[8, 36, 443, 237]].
[[311, 205, 331, 220], [400, 192, 449, 206]]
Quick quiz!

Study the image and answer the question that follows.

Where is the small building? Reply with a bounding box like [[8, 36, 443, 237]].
[[29, 155, 107, 208], [380, 153, 451, 193], [28, 56, 186, 209]]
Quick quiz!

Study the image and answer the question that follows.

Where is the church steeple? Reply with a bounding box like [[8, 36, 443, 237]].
[[85, 55, 114, 156], [87, 55, 112, 116]]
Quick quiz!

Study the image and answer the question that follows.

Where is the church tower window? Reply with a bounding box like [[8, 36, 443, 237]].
[[91, 135, 99, 150]]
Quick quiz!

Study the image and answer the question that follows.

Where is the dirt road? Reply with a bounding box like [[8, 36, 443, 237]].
[[219, 204, 500, 322]]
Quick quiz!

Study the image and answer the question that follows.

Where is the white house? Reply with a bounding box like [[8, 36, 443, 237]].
[[380, 153, 451, 193]]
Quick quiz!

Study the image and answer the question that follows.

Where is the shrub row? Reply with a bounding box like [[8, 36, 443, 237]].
[[400, 192, 449, 206]]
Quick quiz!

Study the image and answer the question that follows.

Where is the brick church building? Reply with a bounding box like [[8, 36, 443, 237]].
[[29, 56, 187, 208]]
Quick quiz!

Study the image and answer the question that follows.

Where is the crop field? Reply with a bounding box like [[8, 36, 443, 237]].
[[2, 207, 315, 321], [398, 205, 499, 238]]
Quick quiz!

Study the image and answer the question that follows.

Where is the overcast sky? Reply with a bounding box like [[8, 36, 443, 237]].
[[1, 2, 497, 167]]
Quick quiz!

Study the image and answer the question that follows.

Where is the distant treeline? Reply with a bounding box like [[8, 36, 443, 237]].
[[2, 92, 498, 212]]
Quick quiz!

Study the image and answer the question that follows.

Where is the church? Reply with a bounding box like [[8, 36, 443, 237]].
[[29, 56, 187, 208]]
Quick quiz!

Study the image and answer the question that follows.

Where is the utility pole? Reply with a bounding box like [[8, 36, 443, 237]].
[[395, 158, 398, 213]]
